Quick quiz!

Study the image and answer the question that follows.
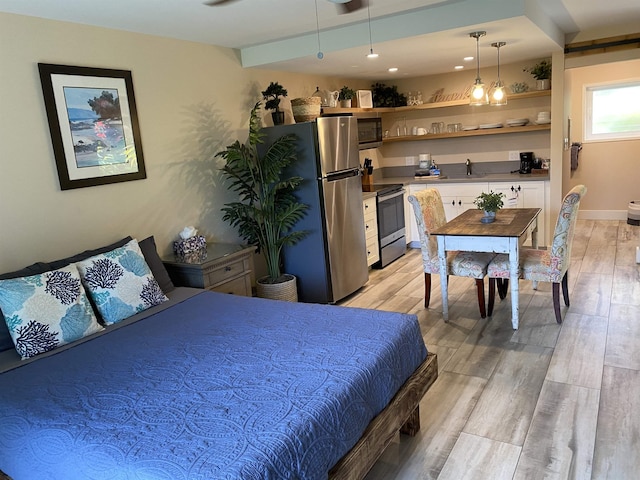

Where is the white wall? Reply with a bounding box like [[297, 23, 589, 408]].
[[0, 13, 362, 274]]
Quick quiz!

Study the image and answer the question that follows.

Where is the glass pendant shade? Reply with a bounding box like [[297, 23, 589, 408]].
[[471, 79, 488, 105], [490, 42, 507, 105], [469, 31, 488, 105]]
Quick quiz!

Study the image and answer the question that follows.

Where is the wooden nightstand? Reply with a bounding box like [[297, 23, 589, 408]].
[[163, 243, 256, 296]]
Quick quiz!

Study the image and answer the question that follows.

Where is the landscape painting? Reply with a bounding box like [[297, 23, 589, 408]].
[[38, 64, 146, 190], [63, 86, 128, 168]]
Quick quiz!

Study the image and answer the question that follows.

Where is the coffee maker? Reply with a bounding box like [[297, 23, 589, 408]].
[[519, 151, 534, 174]]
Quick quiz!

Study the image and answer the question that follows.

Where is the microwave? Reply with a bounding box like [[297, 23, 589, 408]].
[[357, 117, 383, 150]]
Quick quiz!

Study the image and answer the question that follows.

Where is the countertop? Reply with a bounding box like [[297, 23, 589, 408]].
[[372, 172, 549, 187]]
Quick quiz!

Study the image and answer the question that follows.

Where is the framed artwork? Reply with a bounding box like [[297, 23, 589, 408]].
[[38, 63, 146, 190], [356, 90, 373, 108]]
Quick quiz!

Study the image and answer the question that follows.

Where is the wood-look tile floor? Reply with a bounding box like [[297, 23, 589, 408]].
[[339, 220, 640, 480]]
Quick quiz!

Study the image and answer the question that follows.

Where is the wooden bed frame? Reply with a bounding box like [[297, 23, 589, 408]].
[[329, 352, 438, 479]]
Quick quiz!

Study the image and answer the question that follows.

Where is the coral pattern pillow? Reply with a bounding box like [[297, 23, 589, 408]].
[[76, 239, 168, 325], [0, 264, 103, 359]]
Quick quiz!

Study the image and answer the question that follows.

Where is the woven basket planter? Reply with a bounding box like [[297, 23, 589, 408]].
[[291, 97, 321, 123], [256, 274, 298, 302]]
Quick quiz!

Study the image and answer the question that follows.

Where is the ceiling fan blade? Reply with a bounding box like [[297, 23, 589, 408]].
[[203, 0, 238, 6], [337, 0, 367, 14]]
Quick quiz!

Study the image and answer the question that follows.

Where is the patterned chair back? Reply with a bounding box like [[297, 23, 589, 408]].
[[408, 189, 448, 274], [548, 185, 587, 281]]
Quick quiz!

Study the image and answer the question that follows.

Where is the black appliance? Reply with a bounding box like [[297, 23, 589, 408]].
[[519, 151, 534, 174], [261, 117, 369, 304], [362, 184, 406, 267], [357, 117, 383, 150]]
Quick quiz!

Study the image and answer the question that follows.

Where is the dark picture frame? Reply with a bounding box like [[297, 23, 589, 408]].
[[38, 63, 146, 190]]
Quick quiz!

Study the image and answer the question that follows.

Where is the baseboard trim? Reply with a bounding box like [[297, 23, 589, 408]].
[[579, 210, 628, 220]]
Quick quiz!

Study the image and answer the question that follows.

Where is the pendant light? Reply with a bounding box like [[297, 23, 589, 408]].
[[314, 0, 324, 59], [469, 31, 488, 105], [490, 42, 507, 105], [366, 2, 378, 59]]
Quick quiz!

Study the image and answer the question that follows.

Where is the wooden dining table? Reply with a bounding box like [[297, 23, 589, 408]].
[[431, 208, 541, 330]]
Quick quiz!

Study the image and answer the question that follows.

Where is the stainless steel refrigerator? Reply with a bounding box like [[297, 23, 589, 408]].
[[261, 116, 368, 304]]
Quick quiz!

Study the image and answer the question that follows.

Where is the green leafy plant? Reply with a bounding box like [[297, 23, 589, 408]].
[[339, 86, 356, 101], [523, 59, 552, 80], [371, 82, 407, 107], [473, 191, 505, 213], [261, 82, 288, 112], [218, 102, 308, 283]]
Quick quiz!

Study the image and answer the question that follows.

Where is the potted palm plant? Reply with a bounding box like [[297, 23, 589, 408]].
[[338, 86, 356, 108], [261, 81, 288, 125], [474, 191, 505, 223], [523, 59, 551, 90], [218, 102, 308, 301]]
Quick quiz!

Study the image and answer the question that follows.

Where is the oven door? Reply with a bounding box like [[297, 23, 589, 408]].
[[377, 188, 406, 247]]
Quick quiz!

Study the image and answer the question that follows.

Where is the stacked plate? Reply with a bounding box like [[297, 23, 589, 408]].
[[479, 123, 503, 129], [506, 118, 529, 127], [462, 125, 479, 131]]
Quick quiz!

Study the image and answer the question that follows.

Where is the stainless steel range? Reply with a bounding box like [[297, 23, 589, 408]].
[[363, 184, 406, 268]]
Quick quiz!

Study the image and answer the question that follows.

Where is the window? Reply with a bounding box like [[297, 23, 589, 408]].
[[584, 80, 640, 142]]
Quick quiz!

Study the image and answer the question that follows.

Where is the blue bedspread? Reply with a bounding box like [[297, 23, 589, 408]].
[[0, 291, 427, 479]]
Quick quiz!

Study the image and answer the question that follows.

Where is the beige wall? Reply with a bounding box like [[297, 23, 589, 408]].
[[564, 58, 640, 217], [0, 13, 363, 274]]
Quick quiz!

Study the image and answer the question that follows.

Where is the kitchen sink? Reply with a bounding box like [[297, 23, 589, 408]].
[[443, 173, 486, 179]]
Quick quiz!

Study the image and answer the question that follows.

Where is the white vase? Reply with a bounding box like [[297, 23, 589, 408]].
[[536, 79, 550, 90], [481, 210, 496, 224]]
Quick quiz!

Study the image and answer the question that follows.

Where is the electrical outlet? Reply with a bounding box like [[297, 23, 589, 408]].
[[509, 151, 520, 161], [406, 156, 418, 166]]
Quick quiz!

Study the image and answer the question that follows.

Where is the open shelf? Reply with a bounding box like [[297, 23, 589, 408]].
[[382, 123, 551, 143], [322, 90, 551, 115]]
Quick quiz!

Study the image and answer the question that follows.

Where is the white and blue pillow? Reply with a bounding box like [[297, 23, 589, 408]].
[[75, 239, 168, 325], [0, 264, 103, 359]]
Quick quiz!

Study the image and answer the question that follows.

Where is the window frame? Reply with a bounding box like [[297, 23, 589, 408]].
[[583, 79, 640, 143]]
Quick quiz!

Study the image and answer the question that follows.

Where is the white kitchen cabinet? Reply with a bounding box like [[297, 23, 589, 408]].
[[488, 180, 547, 245], [362, 196, 380, 266], [432, 183, 487, 222]]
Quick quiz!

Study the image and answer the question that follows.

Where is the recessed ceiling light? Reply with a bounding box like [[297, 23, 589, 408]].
[[388, 67, 398, 72], [454, 65, 464, 70], [464, 56, 474, 61]]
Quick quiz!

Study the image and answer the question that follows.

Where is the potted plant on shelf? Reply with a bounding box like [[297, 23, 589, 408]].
[[523, 59, 552, 90], [218, 102, 308, 301], [338, 86, 356, 108], [473, 191, 505, 223], [261, 81, 288, 125]]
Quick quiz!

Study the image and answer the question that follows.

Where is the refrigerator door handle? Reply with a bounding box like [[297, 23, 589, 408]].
[[322, 169, 361, 182]]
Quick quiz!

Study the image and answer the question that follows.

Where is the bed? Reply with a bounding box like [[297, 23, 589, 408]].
[[0, 237, 437, 480]]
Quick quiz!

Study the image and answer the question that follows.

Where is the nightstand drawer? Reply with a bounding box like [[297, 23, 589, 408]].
[[210, 273, 252, 295], [205, 258, 246, 285], [163, 244, 256, 297]]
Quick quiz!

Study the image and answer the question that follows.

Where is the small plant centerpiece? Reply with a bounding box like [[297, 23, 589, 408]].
[[474, 191, 505, 223], [523, 59, 551, 90], [218, 102, 308, 301], [338, 86, 356, 107], [261, 81, 288, 125]]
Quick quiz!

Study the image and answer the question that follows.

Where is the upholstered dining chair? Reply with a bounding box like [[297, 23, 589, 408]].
[[408, 189, 495, 318], [486, 184, 587, 323]]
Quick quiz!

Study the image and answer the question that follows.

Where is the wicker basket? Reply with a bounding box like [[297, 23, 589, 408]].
[[291, 97, 321, 123], [256, 274, 298, 302]]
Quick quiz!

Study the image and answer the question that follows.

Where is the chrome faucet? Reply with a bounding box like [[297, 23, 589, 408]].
[[466, 158, 472, 175]]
